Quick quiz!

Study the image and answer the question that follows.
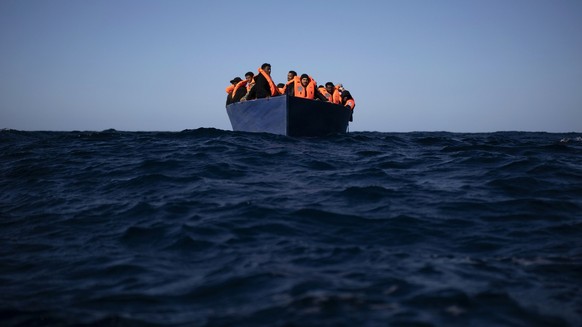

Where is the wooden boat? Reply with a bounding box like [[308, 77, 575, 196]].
[[226, 95, 352, 137]]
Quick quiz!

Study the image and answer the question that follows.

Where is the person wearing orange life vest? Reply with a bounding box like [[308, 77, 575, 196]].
[[244, 72, 255, 92], [341, 90, 355, 109], [225, 77, 242, 105], [320, 82, 342, 104], [287, 70, 297, 82], [232, 71, 259, 103], [246, 63, 280, 99], [231, 79, 250, 104], [286, 74, 327, 101], [341, 90, 355, 121], [279, 70, 297, 95]]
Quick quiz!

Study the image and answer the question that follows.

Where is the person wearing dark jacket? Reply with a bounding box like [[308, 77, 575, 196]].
[[286, 74, 327, 101], [231, 81, 248, 103], [246, 63, 280, 100], [225, 77, 242, 105]]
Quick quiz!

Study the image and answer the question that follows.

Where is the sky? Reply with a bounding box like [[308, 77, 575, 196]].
[[1, 0, 581, 133]]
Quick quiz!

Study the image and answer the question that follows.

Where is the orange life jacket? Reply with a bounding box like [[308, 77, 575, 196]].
[[232, 80, 248, 97], [332, 89, 342, 104], [344, 99, 355, 110], [319, 86, 342, 104], [281, 77, 296, 94], [226, 85, 235, 94], [294, 77, 316, 99], [319, 87, 331, 101], [258, 67, 280, 97]]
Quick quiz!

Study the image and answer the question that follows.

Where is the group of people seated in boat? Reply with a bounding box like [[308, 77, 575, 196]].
[[226, 63, 355, 111]]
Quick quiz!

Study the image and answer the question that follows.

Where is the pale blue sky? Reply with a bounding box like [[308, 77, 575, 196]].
[[1, 0, 581, 132]]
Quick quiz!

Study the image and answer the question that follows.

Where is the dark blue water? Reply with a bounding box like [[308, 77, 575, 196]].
[[1, 129, 581, 326]]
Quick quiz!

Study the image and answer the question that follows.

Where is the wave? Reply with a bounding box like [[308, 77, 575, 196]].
[[1, 130, 581, 326]]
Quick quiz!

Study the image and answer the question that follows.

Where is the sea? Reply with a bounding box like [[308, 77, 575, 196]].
[[1, 128, 581, 327]]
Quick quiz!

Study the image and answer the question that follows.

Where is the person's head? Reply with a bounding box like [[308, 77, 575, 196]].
[[325, 82, 335, 94], [300, 74, 309, 87], [337, 83, 345, 92], [287, 70, 297, 81], [277, 83, 285, 88], [261, 63, 271, 75], [245, 71, 254, 82], [231, 77, 242, 85]]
